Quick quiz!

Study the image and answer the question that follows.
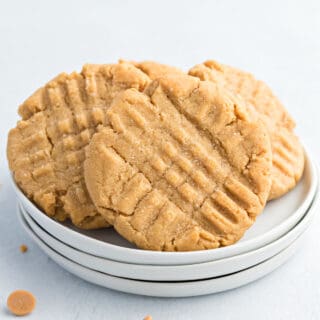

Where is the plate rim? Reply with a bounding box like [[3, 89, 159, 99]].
[[17, 208, 304, 297], [12, 151, 318, 265], [18, 187, 319, 280]]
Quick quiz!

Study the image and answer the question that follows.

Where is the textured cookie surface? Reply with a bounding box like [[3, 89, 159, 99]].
[[84, 74, 272, 251], [189, 61, 305, 199], [7, 61, 151, 228], [131, 60, 184, 78]]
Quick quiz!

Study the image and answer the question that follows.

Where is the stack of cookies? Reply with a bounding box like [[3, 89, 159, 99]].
[[8, 60, 305, 252]]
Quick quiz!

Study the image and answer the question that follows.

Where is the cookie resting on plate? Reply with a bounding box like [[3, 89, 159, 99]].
[[7, 61, 154, 229], [84, 74, 272, 251], [189, 61, 304, 200]]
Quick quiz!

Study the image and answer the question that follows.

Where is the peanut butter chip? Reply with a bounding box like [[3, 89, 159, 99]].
[[7, 290, 36, 316], [20, 244, 28, 253]]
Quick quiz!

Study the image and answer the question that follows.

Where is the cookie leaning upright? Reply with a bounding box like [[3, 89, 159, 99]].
[[84, 74, 272, 251], [7, 61, 151, 229], [189, 61, 305, 200]]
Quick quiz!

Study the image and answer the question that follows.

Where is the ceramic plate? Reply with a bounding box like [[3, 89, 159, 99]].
[[19, 186, 319, 281], [18, 208, 307, 297], [13, 152, 318, 265]]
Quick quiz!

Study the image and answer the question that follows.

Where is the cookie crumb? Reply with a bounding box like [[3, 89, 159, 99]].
[[7, 290, 36, 316], [144, 316, 152, 320], [20, 244, 28, 253]]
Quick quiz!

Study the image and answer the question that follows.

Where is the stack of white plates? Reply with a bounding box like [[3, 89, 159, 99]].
[[13, 152, 319, 297]]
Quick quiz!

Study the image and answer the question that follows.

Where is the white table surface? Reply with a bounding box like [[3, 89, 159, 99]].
[[1, 0, 319, 319]]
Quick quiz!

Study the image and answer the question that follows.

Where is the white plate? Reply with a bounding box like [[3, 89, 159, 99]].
[[13, 152, 318, 265], [18, 209, 307, 297], [19, 186, 319, 281]]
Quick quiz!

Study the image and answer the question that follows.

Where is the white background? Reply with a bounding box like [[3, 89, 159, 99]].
[[1, 0, 320, 319]]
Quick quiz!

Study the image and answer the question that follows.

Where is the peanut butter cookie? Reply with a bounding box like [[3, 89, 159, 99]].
[[84, 74, 272, 250], [189, 61, 304, 200], [7, 61, 151, 228]]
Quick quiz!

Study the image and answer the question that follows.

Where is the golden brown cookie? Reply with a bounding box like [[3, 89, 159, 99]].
[[84, 74, 272, 251], [7, 61, 151, 228], [189, 61, 305, 200]]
